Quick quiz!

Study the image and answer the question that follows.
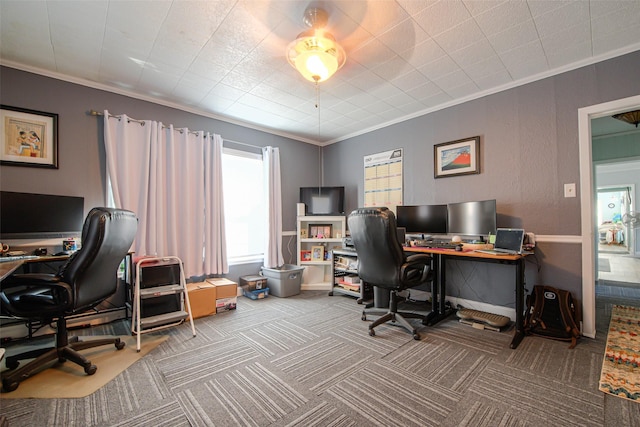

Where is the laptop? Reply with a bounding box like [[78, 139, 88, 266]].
[[476, 228, 525, 255]]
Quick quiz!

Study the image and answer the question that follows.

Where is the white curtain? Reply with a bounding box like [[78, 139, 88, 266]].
[[205, 134, 228, 274], [103, 111, 228, 277], [263, 146, 284, 268]]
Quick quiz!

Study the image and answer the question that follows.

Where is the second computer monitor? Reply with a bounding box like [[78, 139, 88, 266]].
[[447, 199, 497, 240], [396, 204, 448, 235]]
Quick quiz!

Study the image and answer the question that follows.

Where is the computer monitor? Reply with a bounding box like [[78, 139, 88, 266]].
[[0, 191, 85, 239], [396, 204, 448, 235], [299, 187, 345, 215], [446, 199, 497, 240]]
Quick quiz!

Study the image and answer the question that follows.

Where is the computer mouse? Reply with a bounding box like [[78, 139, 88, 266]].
[[455, 244, 463, 252]]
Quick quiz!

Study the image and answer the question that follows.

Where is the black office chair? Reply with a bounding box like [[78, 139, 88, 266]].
[[0, 207, 137, 392], [348, 207, 432, 340]]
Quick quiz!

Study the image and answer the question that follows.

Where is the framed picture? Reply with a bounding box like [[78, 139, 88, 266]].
[[308, 224, 332, 239], [0, 105, 58, 169], [301, 250, 311, 261], [434, 136, 480, 178], [311, 245, 325, 261]]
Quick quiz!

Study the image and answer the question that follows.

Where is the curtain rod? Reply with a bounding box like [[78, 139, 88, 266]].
[[90, 109, 263, 150]]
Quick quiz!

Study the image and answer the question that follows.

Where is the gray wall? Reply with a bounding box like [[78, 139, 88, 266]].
[[323, 50, 640, 314], [2, 50, 640, 312], [0, 66, 319, 281]]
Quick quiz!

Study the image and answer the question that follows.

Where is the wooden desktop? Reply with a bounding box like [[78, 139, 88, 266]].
[[405, 246, 530, 349]]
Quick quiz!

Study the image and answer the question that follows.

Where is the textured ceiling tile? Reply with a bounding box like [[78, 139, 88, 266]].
[[487, 20, 539, 54], [400, 38, 446, 68], [449, 39, 497, 69], [533, 1, 590, 39], [408, 80, 444, 101], [0, 1, 55, 67], [591, 3, 640, 40], [500, 41, 549, 80], [464, 56, 508, 81], [349, 38, 398, 69], [472, 0, 531, 36], [463, 0, 504, 16], [391, 69, 431, 92], [417, 55, 460, 81], [546, 40, 593, 68], [473, 69, 513, 90], [339, 0, 410, 35], [539, 21, 592, 59], [371, 56, 414, 81], [377, 18, 431, 53], [433, 19, 486, 53], [414, 0, 472, 36]]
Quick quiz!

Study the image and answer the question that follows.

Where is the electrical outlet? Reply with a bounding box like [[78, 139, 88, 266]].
[[564, 183, 576, 198]]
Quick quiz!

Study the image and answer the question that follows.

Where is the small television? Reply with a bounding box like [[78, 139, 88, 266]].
[[299, 187, 345, 216], [396, 204, 448, 235], [447, 199, 497, 240], [0, 191, 85, 239]]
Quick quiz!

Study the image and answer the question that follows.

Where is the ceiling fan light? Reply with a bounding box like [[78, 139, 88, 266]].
[[287, 30, 346, 83], [612, 110, 640, 128]]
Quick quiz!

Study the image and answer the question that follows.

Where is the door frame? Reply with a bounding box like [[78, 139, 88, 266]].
[[578, 94, 640, 338]]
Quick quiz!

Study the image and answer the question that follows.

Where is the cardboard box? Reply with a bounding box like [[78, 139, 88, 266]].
[[207, 278, 238, 313], [185, 282, 216, 319]]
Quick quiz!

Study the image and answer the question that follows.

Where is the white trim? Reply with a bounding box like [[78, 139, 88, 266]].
[[534, 235, 582, 244], [578, 94, 640, 340]]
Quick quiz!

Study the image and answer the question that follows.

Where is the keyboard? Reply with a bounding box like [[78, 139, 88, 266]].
[[0, 255, 39, 263], [412, 240, 459, 249]]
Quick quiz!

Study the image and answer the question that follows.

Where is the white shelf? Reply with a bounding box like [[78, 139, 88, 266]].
[[296, 215, 346, 290]]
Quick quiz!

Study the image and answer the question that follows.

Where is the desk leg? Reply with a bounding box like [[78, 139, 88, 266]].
[[423, 255, 439, 325], [424, 254, 454, 326], [510, 258, 526, 349]]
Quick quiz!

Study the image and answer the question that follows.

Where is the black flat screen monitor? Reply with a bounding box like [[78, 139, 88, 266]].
[[396, 204, 448, 234], [300, 187, 344, 215], [447, 199, 497, 239], [0, 191, 85, 239]]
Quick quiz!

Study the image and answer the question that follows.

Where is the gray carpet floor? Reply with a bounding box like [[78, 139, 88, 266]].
[[2, 290, 640, 426]]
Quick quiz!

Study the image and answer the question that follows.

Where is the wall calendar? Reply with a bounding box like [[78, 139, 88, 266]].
[[363, 148, 403, 213]]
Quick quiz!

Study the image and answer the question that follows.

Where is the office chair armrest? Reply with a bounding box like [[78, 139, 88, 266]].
[[405, 253, 431, 264], [400, 257, 431, 284], [1, 273, 60, 289]]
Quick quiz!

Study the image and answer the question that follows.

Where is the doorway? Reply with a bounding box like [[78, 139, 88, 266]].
[[578, 95, 640, 339], [597, 186, 632, 255]]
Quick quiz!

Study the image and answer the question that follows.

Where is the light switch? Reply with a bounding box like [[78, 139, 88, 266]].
[[564, 183, 576, 198]]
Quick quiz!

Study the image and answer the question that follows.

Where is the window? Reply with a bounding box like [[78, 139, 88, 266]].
[[222, 148, 265, 264]]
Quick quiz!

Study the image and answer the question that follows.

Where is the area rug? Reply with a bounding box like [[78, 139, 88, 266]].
[[599, 258, 611, 272], [0, 334, 167, 399], [599, 305, 640, 402]]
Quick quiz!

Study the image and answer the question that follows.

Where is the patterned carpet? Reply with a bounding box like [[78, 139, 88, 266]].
[[1, 291, 639, 426], [600, 305, 640, 402]]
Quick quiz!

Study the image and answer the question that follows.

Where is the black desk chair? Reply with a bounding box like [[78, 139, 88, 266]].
[[348, 207, 432, 340], [0, 207, 137, 392]]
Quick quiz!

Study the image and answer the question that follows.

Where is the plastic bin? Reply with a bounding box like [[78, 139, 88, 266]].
[[260, 264, 304, 297]]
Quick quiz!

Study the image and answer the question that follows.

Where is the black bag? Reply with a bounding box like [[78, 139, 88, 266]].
[[523, 285, 580, 348]]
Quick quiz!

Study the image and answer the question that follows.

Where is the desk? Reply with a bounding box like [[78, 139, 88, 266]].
[[405, 247, 529, 349], [0, 255, 70, 281]]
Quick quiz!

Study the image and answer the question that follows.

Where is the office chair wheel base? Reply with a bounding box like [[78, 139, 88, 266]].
[[84, 364, 97, 375], [2, 378, 19, 392], [413, 333, 421, 340], [115, 339, 125, 350], [369, 329, 375, 337]]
